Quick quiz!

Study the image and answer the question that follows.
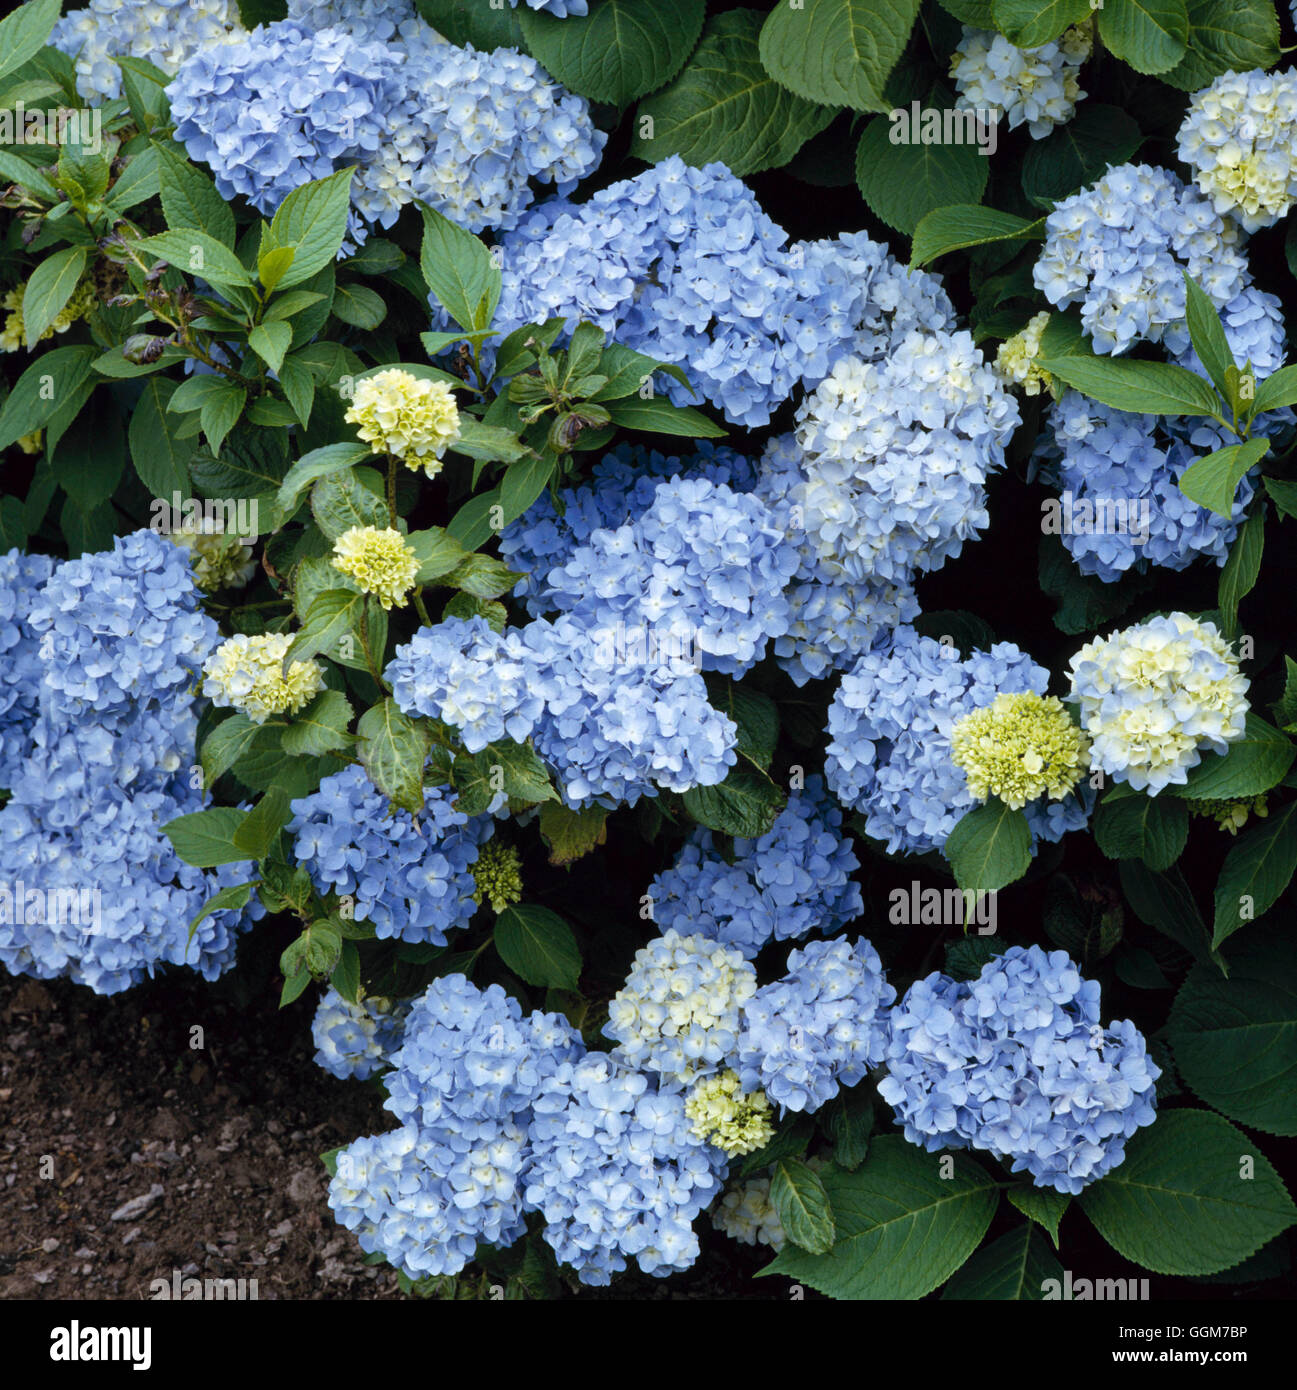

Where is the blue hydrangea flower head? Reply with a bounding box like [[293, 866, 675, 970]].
[[312, 987, 411, 1080], [524, 1053, 729, 1284], [288, 763, 493, 944], [880, 945, 1160, 1193], [648, 775, 862, 959], [736, 936, 895, 1113], [0, 550, 58, 788]]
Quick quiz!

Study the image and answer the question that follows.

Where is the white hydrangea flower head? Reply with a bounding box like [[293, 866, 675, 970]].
[[331, 525, 420, 609], [711, 1177, 787, 1251], [1177, 69, 1297, 232], [950, 23, 1091, 139], [345, 368, 461, 476], [1068, 613, 1250, 794], [995, 311, 1058, 397], [202, 632, 326, 724]]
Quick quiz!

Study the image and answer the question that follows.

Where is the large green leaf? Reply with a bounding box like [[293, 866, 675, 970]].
[[992, 0, 1091, 45], [770, 1160, 836, 1255], [1178, 439, 1270, 518], [276, 442, 370, 516], [1218, 508, 1264, 639], [910, 206, 1043, 268], [495, 905, 582, 989], [265, 168, 354, 288], [1167, 936, 1297, 1136], [681, 764, 785, 838], [0, 0, 61, 86], [21, 247, 87, 351], [1094, 794, 1188, 871], [1097, 0, 1189, 75], [158, 144, 236, 247], [356, 699, 430, 815], [1036, 355, 1222, 417], [855, 116, 989, 237], [1021, 104, 1144, 210], [943, 798, 1032, 894], [1078, 1110, 1295, 1274], [138, 230, 255, 293], [632, 10, 833, 175], [518, 0, 705, 107], [161, 807, 253, 868], [764, 1139, 998, 1299], [759, 0, 921, 113], [1174, 714, 1295, 802], [419, 203, 500, 332], [1005, 1186, 1070, 1247], [0, 345, 96, 451], [1210, 803, 1297, 950], [1159, 0, 1280, 91], [940, 1223, 1063, 1300]]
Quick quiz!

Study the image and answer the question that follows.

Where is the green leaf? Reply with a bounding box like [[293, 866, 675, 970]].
[[115, 55, 170, 133], [992, 0, 1091, 46], [770, 1160, 836, 1255], [1176, 714, 1295, 802], [1094, 794, 1189, 871], [158, 146, 236, 247], [232, 788, 292, 862], [1210, 803, 1297, 951], [1264, 476, 1297, 524], [499, 451, 557, 528], [450, 417, 531, 464], [764, 1139, 998, 1299], [277, 354, 316, 426], [257, 245, 296, 295], [603, 394, 725, 437], [855, 117, 989, 237], [454, 742, 558, 815], [1021, 104, 1144, 210], [138, 230, 255, 293], [682, 764, 785, 838], [310, 467, 389, 540], [276, 441, 370, 516], [943, 798, 1032, 894], [703, 676, 778, 771], [406, 527, 467, 585], [331, 282, 386, 330], [631, 10, 833, 175], [356, 699, 430, 816], [1078, 1110, 1295, 1274], [941, 1223, 1063, 1299], [538, 802, 609, 867], [1168, 936, 1297, 1136], [280, 965, 312, 1008], [197, 379, 247, 455], [414, 0, 523, 48], [1159, 0, 1280, 92], [1183, 271, 1234, 404], [1178, 439, 1270, 518], [1005, 1186, 1070, 1247], [0, 345, 97, 451], [186, 880, 254, 947], [287, 587, 368, 670], [1037, 355, 1222, 417], [819, 1089, 873, 1171], [265, 167, 354, 289], [494, 905, 582, 989], [909, 206, 1042, 268], [282, 690, 354, 757], [758, 0, 922, 114], [0, 0, 61, 85], [1218, 507, 1264, 639], [1119, 861, 1218, 970], [1273, 656, 1297, 731], [331, 938, 362, 1005], [191, 424, 291, 498], [1248, 363, 1297, 418], [419, 202, 500, 332], [104, 144, 162, 212], [200, 713, 265, 788], [1097, 0, 1189, 75], [517, 0, 705, 108], [21, 247, 87, 351], [162, 807, 253, 868], [248, 320, 292, 374], [441, 552, 522, 600]]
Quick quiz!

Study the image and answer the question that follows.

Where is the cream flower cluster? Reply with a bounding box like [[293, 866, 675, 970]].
[[950, 691, 1090, 810], [331, 525, 419, 610], [950, 23, 1091, 139], [1067, 614, 1249, 794], [994, 311, 1058, 397], [711, 1178, 787, 1251], [1, 278, 98, 353], [344, 369, 461, 476], [202, 633, 326, 725], [1178, 69, 1297, 232], [171, 518, 256, 593], [684, 1071, 774, 1156]]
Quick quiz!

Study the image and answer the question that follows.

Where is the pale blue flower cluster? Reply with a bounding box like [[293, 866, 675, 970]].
[[312, 986, 410, 1081], [166, 14, 603, 244], [0, 551, 57, 789], [285, 0, 413, 42], [499, 443, 757, 616], [794, 331, 1020, 588], [647, 777, 862, 960], [383, 974, 582, 1133], [51, 0, 245, 101], [0, 531, 261, 995], [880, 945, 1160, 1194], [604, 930, 757, 1083], [510, 0, 589, 14], [1034, 163, 1251, 355], [754, 434, 919, 685], [288, 763, 493, 944], [736, 937, 895, 1114], [490, 161, 956, 425], [825, 628, 1090, 856], [543, 475, 797, 678], [328, 975, 583, 1280], [950, 24, 1090, 138], [524, 1052, 729, 1284], [387, 615, 737, 809]]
